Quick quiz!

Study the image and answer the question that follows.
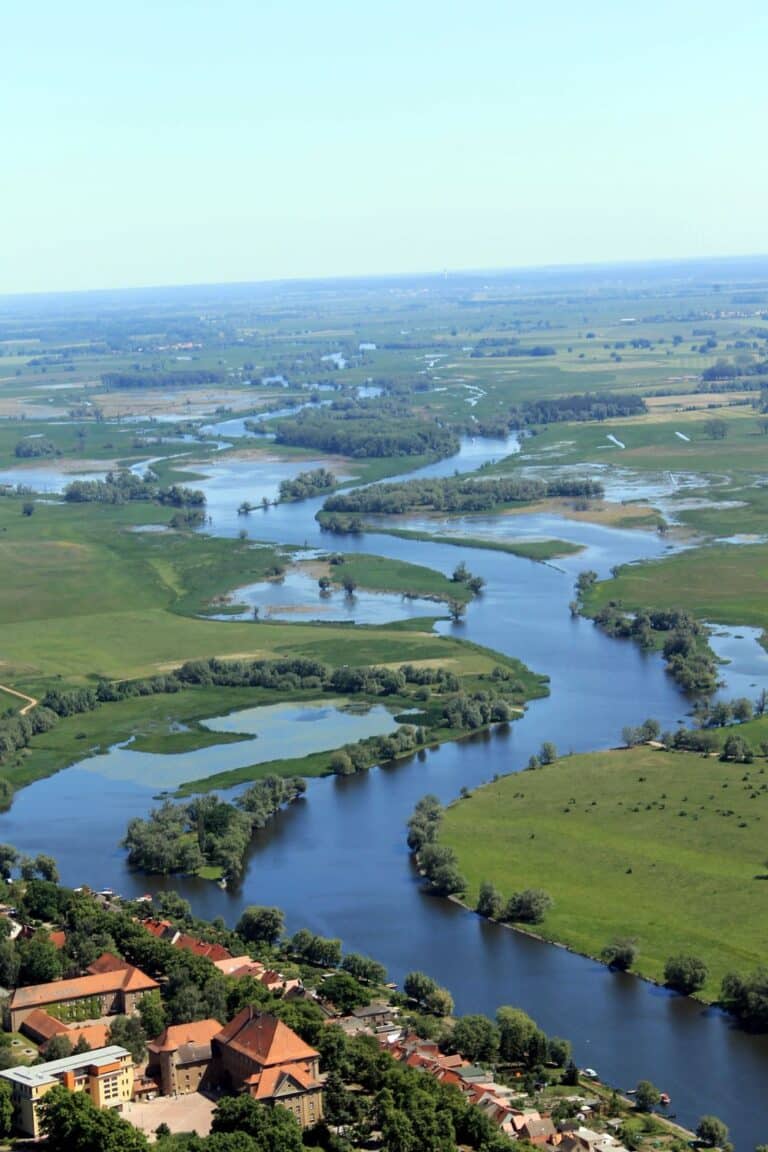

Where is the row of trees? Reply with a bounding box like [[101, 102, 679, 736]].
[[64, 469, 205, 507], [322, 473, 604, 517], [509, 392, 646, 426], [101, 369, 225, 390]]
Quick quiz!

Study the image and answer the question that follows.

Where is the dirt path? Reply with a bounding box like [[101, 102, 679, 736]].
[[0, 684, 38, 715]]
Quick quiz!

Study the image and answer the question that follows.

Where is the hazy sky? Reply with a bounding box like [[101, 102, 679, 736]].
[[4, 0, 768, 293]]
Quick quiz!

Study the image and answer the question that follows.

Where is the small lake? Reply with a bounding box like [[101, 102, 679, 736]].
[[209, 568, 444, 625], [70, 700, 400, 790]]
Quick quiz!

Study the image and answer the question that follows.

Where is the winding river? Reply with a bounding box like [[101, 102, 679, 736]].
[[2, 434, 767, 1145]]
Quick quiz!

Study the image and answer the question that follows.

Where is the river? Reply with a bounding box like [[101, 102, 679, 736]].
[[2, 434, 766, 1145]]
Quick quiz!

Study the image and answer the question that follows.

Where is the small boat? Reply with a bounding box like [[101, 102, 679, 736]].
[[583, 1068, 598, 1079], [659, 1092, 671, 1106]]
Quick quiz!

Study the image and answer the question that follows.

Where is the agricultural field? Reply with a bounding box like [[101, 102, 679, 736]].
[[440, 745, 768, 997]]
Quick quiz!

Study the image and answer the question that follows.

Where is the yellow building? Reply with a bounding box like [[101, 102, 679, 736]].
[[0, 1045, 134, 1137]]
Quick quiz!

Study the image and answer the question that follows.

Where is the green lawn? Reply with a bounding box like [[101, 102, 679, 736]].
[[327, 553, 474, 601], [440, 746, 768, 997], [583, 543, 768, 632]]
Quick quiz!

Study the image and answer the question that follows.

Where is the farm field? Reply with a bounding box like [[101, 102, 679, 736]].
[[440, 745, 768, 997]]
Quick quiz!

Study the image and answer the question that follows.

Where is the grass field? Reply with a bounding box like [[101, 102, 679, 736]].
[[325, 552, 475, 602], [0, 495, 516, 691], [440, 746, 768, 997], [366, 526, 583, 562], [583, 543, 768, 632]]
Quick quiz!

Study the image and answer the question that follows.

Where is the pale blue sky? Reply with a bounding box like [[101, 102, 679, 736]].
[[4, 0, 768, 293]]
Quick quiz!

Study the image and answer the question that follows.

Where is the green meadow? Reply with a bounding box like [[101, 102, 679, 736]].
[[440, 746, 768, 997], [583, 543, 768, 633]]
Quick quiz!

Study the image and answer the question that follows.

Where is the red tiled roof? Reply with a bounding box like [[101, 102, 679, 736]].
[[249, 1063, 317, 1099], [20, 1009, 69, 1043], [48, 931, 67, 951], [147, 1019, 223, 1054], [10, 964, 158, 1010], [173, 934, 232, 963], [87, 952, 130, 975], [140, 918, 173, 938], [68, 1023, 110, 1049], [215, 1008, 319, 1067]]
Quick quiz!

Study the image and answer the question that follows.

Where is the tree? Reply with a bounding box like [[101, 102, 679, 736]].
[[496, 1006, 537, 1064], [664, 954, 709, 994], [634, 1079, 660, 1112], [33, 854, 59, 882], [0, 1080, 12, 1138], [704, 418, 728, 440], [476, 881, 503, 919], [44, 1035, 73, 1060], [539, 741, 557, 765], [17, 934, 63, 985], [137, 991, 166, 1040], [212, 1094, 303, 1151], [319, 973, 369, 1014], [449, 1014, 499, 1063], [39, 1084, 149, 1152], [548, 1036, 572, 1066], [342, 952, 387, 984], [449, 599, 466, 623], [503, 888, 552, 924], [424, 985, 454, 1017], [0, 844, 18, 879], [403, 970, 436, 1005], [696, 1115, 729, 1147], [108, 1015, 147, 1063], [236, 905, 285, 947], [601, 938, 637, 971]]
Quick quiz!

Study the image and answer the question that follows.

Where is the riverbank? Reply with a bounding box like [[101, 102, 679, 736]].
[[438, 745, 768, 997]]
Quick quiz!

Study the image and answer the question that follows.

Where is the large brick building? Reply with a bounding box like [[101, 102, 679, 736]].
[[146, 1019, 222, 1096], [7, 963, 158, 1031], [212, 1007, 324, 1129]]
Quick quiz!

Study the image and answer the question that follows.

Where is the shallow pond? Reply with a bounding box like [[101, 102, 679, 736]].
[[209, 568, 444, 625]]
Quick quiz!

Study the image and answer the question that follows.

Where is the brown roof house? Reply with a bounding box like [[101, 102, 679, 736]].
[[8, 963, 158, 1032], [146, 1019, 222, 1097], [212, 1007, 324, 1129]]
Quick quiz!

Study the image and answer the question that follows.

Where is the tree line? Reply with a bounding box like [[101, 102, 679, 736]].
[[64, 469, 205, 507], [509, 392, 646, 426], [322, 473, 603, 518], [100, 369, 225, 390]]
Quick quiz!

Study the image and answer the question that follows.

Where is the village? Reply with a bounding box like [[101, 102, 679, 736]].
[[0, 886, 695, 1151]]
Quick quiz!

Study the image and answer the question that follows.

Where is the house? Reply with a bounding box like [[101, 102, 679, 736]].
[[139, 919, 232, 963], [8, 963, 158, 1031], [146, 1019, 222, 1096], [20, 1008, 109, 1053], [0, 1045, 133, 1137], [520, 1115, 559, 1145], [212, 1007, 324, 1129]]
